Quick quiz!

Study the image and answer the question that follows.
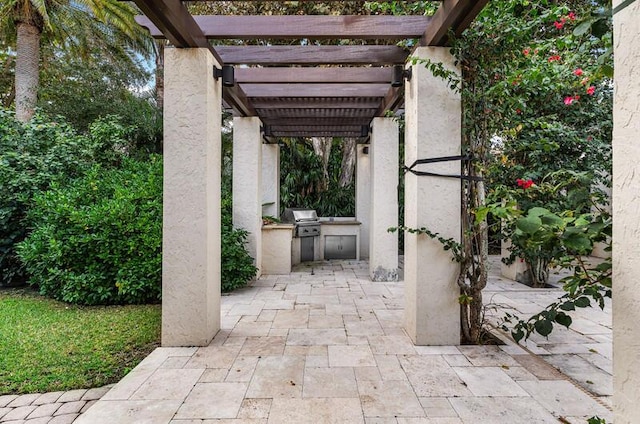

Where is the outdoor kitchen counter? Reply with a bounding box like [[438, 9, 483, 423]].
[[319, 219, 361, 260], [261, 224, 294, 274], [319, 219, 362, 225]]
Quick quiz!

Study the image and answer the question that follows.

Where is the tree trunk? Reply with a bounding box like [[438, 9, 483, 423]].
[[155, 40, 165, 110], [339, 138, 356, 187], [311, 137, 332, 191], [15, 21, 41, 122]]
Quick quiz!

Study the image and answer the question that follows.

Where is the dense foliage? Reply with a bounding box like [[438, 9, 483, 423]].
[[452, 0, 613, 340], [38, 49, 162, 151], [18, 157, 163, 305], [280, 138, 356, 217], [221, 186, 259, 292], [0, 109, 256, 303], [0, 110, 113, 285]]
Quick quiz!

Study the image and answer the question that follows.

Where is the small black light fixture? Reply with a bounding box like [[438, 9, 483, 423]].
[[263, 125, 273, 137], [360, 125, 370, 138], [391, 64, 412, 87], [363, 146, 369, 154], [213, 64, 235, 87]]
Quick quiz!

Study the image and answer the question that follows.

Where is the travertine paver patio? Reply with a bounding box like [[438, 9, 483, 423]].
[[4, 257, 612, 423]]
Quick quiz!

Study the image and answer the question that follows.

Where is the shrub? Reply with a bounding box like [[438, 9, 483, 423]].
[[18, 155, 256, 304], [18, 157, 163, 305], [0, 110, 95, 285], [221, 189, 258, 292]]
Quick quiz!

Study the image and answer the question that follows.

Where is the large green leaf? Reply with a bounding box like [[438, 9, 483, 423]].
[[516, 216, 542, 234], [540, 213, 564, 227], [534, 319, 553, 337], [528, 207, 551, 218], [563, 233, 592, 253]]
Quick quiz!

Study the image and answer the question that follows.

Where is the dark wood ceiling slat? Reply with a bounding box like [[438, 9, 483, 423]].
[[242, 83, 389, 97], [262, 117, 370, 125], [251, 98, 381, 109], [235, 67, 393, 84], [257, 107, 377, 118], [216, 46, 409, 65], [137, 15, 430, 39]]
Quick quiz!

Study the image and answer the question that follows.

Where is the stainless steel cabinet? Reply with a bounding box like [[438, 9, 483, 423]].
[[324, 235, 357, 259]]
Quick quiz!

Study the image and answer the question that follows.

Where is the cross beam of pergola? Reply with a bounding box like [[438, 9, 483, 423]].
[[133, 0, 488, 138]]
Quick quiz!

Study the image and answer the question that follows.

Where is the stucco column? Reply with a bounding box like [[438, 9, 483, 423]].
[[233, 117, 263, 276], [613, 1, 640, 422], [162, 48, 221, 346], [262, 143, 280, 218], [404, 47, 461, 345], [356, 144, 371, 259], [369, 118, 399, 281]]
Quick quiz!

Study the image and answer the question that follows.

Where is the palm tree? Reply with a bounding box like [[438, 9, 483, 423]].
[[0, 0, 151, 122]]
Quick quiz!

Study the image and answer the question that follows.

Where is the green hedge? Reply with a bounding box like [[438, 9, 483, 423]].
[[18, 155, 257, 304], [18, 157, 163, 305], [0, 110, 95, 285]]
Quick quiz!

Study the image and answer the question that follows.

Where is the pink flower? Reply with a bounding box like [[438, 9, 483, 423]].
[[568, 11, 577, 20], [573, 68, 584, 76], [564, 96, 578, 105], [523, 48, 530, 56], [548, 55, 561, 62], [554, 20, 564, 30], [587, 86, 596, 95]]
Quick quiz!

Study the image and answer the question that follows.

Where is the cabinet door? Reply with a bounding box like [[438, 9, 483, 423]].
[[324, 235, 356, 259]]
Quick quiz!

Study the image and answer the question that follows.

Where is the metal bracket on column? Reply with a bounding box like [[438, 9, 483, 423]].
[[403, 155, 483, 181]]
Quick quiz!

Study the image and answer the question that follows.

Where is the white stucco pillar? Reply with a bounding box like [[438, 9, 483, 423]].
[[356, 144, 371, 259], [233, 117, 263, 277], [369, 118, 399, 281], [404, 47, 461, 345], [613, 1, 640, 422], [162, 48, 221, 346], [262, 143, 280, 218]]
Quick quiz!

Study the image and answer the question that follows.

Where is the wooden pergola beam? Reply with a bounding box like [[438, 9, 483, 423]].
[[241, 83, 389, 98], [262, 117, 371, 126], [235, 67, 393, 84], [377, 86, 403, 115], [420, 0, 490, 46], [216, 46, 409, 65], [132, 1, 219, 61], [253, 99, 381, 109], [270, 130, 365, 137], [137, 15, 431, 39]]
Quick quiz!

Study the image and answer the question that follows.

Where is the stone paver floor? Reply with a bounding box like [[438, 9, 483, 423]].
[[2, 256, 612, 423]]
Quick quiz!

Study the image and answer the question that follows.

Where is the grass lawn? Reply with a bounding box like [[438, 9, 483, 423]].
[[0, 288, 161, 395]]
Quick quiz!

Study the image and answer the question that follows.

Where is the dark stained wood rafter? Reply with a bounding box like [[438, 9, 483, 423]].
[[132, 1, 218, 60], [241, 83, 389, 98], [235, 67, 393, 84], [137, 15, 431, 40], [257, 107, 378, 118], [262, 117, 371, 126], [252, 98, 381, 109], [131, 0, 489, 135], [419, 0, 490, 46], [377, 86, 404, 116], [215, 45, 409, 65]]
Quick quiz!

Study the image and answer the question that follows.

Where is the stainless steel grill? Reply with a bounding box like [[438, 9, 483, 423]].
[[281, 208, 321, 238]]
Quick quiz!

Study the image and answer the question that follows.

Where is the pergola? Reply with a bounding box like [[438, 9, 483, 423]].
[[134, 0, 487, 137], [131, 0, 488, 350]]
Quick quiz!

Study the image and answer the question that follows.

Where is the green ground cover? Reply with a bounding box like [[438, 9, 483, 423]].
[[0, 288, 160, 394]]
